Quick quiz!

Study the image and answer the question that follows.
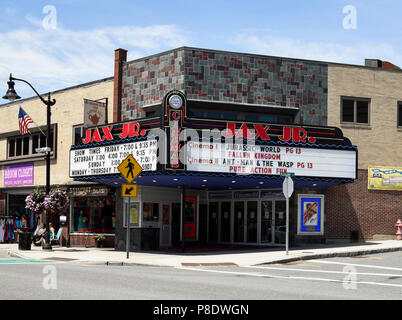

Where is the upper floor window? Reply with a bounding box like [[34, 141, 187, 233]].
[[398, 102, 402, 128], [73, 125, 85, 145], [341, 97, 370, 125], [7, 129, 55, 160]]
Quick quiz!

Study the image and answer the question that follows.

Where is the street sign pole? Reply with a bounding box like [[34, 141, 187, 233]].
[[286, 195, 289, 255], [126, 196, 130, 259], [117, 154, 143, 260], [282, 174, 294, 256]]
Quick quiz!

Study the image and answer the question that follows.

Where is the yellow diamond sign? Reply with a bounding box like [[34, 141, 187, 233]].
[[117, 154, 143, 183]]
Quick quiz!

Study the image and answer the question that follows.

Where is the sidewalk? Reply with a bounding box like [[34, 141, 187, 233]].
[[2, 240, 402, 267]]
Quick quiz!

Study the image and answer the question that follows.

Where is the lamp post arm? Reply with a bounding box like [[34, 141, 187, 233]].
[[10, 75, 56, 106]]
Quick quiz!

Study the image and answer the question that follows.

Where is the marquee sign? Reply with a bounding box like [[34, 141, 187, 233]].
[[81, 117, 160, 145], [186, 142, 356, 179], [70, 90, 358, 182], [70, 140, 157, 177], [163, 90, 187, 171], [188, 120, 352, 147]]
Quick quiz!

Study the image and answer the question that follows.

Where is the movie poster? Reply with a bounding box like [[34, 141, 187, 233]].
[[297, 195, 324, 235]]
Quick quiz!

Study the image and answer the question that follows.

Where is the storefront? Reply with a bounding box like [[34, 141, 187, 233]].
[[70, 90, 358, 250], [1, 162, 37, 234], [67, 185, 117, 246]]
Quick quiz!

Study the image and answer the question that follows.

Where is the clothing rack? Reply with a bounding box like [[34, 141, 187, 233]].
[[0, 216, 17, 243]]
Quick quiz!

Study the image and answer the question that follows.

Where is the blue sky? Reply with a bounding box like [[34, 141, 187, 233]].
[[1, 0, 401, 98]]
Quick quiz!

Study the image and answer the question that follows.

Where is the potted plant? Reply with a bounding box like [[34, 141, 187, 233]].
[[25, 187, 47, 215], [44, 187, 69, 216], [93, 235, 106, 248]]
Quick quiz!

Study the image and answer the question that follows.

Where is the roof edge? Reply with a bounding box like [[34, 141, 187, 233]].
[[0, 76, 114, 108], [124, 46, 402, 74]]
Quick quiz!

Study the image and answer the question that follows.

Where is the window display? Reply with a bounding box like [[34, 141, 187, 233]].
[[143, 203, 159, 222], [72, 192, 116, 234]]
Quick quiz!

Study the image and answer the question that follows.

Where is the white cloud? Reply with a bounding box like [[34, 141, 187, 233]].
[[0, 24, 188, 99], [229, 31, 402, 68]]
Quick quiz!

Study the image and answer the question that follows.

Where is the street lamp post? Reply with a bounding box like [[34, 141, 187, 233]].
[[3, 74, 55, 250]]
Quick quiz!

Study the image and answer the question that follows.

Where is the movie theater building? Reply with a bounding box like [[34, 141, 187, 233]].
[[0, 77, 114, 246], [69, 47, 359, 250]]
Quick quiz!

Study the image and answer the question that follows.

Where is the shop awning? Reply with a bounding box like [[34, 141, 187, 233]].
[[73, 171, 353, 190]]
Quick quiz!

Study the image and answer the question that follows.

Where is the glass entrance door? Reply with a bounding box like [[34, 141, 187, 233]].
[[220, 202, 231, 242], [274, 200, 286, 244], [234, 201, 245, 243], [260, 200, 286, 245], [246, 201, 258, 243], [261, 201, 273, 243], [208, 202, 218, 242]]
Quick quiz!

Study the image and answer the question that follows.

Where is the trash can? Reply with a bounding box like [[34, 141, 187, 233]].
[[18, 232, 32, 250]]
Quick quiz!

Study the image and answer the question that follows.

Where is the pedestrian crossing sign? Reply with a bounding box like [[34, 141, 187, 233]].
[[117, 154, 143, 183], [122, 184, 138, 198]]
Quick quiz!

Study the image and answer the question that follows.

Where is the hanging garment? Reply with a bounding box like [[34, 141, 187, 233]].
[[0, 219, 4, 243], [8, 219, 14, 241], [4, 219, 8, 241]]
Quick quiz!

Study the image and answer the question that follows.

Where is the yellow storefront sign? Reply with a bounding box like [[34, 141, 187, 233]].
[[368, 166, 402, 191]]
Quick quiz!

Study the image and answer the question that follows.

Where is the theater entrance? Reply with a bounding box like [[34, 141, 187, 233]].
[[260, 200, 286, 245], [207, 194, 286, 246]]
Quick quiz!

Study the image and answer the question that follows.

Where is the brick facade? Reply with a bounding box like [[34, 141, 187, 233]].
[[69, 234, 115, 248], [326, 63, 402, 240], [325, 169, 401, 240]]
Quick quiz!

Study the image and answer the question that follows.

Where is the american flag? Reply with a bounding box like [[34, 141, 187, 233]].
[[18, 107, 33, 135]]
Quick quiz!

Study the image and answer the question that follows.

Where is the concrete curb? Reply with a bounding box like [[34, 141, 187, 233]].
[[5, 245, 402, 268], [81, 261, 165, 267], [258, 246, 402, 265]]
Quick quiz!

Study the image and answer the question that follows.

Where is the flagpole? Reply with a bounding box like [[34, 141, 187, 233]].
[[31, 120, 46, 137]]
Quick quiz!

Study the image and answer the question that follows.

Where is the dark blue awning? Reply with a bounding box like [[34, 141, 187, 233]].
[[73, 171, 353, 190]]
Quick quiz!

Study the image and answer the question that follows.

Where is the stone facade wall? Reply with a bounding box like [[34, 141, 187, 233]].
[[121, 47, 328, 126]]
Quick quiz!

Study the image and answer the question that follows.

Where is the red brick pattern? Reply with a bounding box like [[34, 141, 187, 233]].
[[69, 234, 115, 248], [113, 48, 127, 123], [325, 169, 402, 239]]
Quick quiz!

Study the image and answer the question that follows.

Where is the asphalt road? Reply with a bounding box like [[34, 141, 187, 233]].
[[0, 249, 401, 301]]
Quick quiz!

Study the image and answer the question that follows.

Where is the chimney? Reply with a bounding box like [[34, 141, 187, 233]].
[[113, 48, 127, 123]]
